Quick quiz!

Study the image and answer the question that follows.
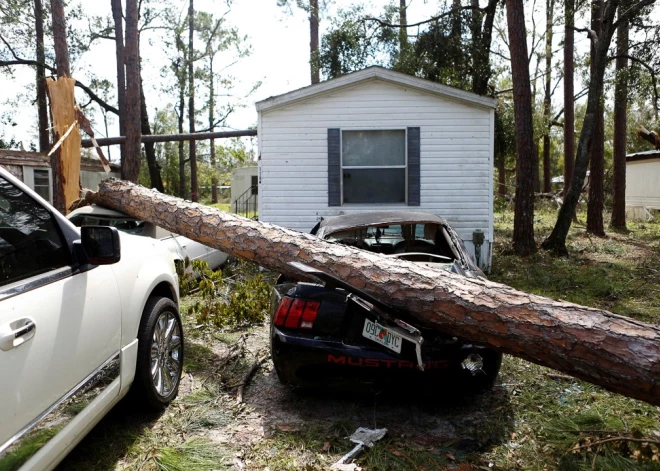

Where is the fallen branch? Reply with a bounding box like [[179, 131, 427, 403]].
[[236, 355, 268, 404], [83, 180, 660, 406]]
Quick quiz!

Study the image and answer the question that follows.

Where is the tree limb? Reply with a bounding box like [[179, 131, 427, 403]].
[[614, 0, 657, 30], [363, 5, 481, 29], [609, 54, 659, 113], [0, 59, 119, 115]]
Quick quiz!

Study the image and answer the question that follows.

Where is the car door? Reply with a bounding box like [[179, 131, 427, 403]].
[[0, 174, 122, 466]]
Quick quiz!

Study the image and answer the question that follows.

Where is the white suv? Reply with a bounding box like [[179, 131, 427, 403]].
[[0, 168, 184, 471]]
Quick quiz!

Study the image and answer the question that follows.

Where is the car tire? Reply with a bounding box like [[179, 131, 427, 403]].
[[131, 296, 184, 410]]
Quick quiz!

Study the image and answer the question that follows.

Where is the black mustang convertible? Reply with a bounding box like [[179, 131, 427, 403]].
[[270, 211, 502, 393]]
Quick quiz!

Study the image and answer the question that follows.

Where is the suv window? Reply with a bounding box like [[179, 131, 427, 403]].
[[0, 176, 71, 287]]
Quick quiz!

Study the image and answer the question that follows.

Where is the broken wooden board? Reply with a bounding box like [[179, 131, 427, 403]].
[[84, 179, 660, 406], [46, 76, 80, 214]]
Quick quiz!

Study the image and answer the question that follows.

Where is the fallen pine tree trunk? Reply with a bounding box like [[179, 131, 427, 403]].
[[84, 179, 660, 406]]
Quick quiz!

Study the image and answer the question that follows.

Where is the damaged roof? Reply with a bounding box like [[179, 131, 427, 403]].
[[317, 211, 448, 234]]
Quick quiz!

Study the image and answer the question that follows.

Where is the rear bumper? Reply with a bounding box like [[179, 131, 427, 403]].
[[271, 326, 501, 390]]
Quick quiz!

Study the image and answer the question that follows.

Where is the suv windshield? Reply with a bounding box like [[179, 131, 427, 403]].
[[69, 215, 146, 235]]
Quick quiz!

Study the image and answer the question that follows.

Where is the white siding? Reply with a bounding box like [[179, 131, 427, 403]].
[[626, 159, 660, 209], [258, 79, 494, 268]]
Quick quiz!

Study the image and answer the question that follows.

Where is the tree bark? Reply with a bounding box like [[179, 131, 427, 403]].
[[48, 0, 71, 213], [506, 0, 536, 255], [177, 58, 186, 199], [83, 178, 660, 407], [122, 0, 141, 182], [209, 55, 217, 204], [542, 0, 554, 194], [472, 0, 499, 96], [49, 0, 70, 78], [111, 0, 126, 166], [498, 157, 506, 197], [611, 18, 628, 230], [139, 75, 164, 192], [310, 0, 320, 84], [188, 0, 198, 202], [35, 0, 49, 153], [542, 1, 624, 254], [586, 0, 605, 237], [80, 129, 257, 148], [563, 0, 575, 198]]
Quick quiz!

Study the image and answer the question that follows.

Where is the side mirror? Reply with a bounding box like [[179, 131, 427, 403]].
[[81, 226, 121, 265]]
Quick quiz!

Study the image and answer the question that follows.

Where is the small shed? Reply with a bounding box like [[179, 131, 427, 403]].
[[626, 150, 660, 220], [0, 149, 120, 204], [255, 67, 496, 269]]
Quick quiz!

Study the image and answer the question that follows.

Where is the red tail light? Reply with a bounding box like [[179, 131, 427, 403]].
[[274, 297, 320, 329], [301, 301, 320, 329], [274, 297, 293, 326], [285, 299, 305, 328]]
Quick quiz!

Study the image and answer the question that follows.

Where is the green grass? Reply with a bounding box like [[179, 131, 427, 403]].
[[0, 427, 61, 471], [207, 202, 230, 212]]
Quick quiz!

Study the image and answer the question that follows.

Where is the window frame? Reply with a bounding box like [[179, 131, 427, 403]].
[[340, 128, 408, 205], [23, 166, 53, 204], [0, 174, 81, 301]]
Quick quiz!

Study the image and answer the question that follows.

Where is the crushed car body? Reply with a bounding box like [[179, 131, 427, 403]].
[[270, 211, 502, 392]]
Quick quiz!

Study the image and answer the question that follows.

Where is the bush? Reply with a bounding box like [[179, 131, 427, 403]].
[[186, 259, 271, 329]]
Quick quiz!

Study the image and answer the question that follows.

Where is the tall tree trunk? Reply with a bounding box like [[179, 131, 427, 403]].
[[48, 0, 70, 213], [452, 0, 462, 41], [84, 179, 660, 407], [498, 157, 506, 197], [563, 0, 575, 198], [50, 0, 70, 78], [542, 0, 554, 194], [139, 75, 164, 192], [398, 0, 408, 66], [506, 0, 536, 255], [310, 0, 320, 84], [542, 1, 622, 254], [111, 0, 126, 166], [122, 0, 141, 182], [188, 0, 198, 202], [178, 71, 186, 199], [611, 18, 628, 230], [35, 0, 49, 153], [472, 0, 498, 95], [586, 0, 605, 236], [209, 55, 218, 204]]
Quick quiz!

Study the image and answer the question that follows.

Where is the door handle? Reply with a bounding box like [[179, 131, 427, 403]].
[[0, 318, 36, 351]]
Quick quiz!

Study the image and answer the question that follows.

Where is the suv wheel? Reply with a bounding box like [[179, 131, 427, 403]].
[[132, 296, 184, 409]]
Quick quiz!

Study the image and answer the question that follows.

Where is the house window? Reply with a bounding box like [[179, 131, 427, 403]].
[[33, 169, 51, 202], [341, 130, 406, 204], [251, 175, 258, 195]]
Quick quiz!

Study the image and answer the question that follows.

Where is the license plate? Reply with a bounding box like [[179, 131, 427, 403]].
[[362, 319, 403, 354]]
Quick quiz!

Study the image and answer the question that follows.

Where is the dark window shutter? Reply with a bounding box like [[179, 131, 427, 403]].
[[328, 128, 341, 206], [407, 127, 421, 206]]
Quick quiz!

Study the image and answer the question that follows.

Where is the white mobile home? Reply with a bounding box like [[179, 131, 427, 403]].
[[255, 67, 496, 269], [626, 150, 660, 220]]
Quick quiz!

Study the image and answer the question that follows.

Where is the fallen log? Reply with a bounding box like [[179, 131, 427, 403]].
[[83, 179, 660, 406]]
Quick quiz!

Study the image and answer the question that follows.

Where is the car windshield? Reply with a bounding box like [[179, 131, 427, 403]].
[[324, 222, 457, 261], [69, 215, 146, 235]]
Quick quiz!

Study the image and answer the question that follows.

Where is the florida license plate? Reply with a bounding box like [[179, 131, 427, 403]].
[[362, 319, 403, 354]]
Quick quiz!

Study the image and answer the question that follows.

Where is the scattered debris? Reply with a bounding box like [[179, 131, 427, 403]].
[[236, 354, 269, 404], [330, 427, 388, 470]]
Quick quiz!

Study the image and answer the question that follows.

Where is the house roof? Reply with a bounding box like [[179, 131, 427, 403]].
[[626, 150, 660, 162], [255, 66, 497, 112], [0, 149, 120, 172]]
